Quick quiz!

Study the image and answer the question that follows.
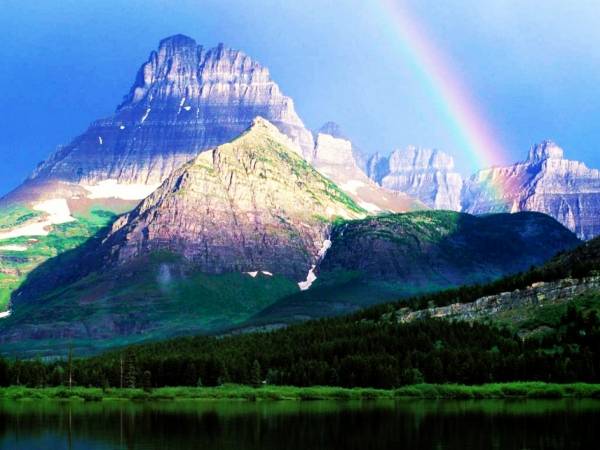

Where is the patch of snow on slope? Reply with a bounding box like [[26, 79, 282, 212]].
[[245, 271, 258, 278], [0, 244, 28, 251], [340, 180, 365, 195], [82, 180, 160, 200], [141, 108, 151, 123], [34, 199, 76, 224], [262, 271, 273, 276], [0, 198, 74, 240], [0, 310, 11, 319], [298, 266, 317, 291], [298, 238, 332, 291], [359, 201, 381, 213], [98, 136, 103, 145]]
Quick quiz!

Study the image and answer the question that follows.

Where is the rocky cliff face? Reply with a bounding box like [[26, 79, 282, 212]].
[[394, 276, 600, 325], [367, 147, 463, 211], [99, 118, 363, 281], [462, 141, 600, 240], [5, 34, 313, 204], [312, 124, 421, 214]]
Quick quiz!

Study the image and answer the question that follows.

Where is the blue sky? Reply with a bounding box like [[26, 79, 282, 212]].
[[1, 0, 599, 194]]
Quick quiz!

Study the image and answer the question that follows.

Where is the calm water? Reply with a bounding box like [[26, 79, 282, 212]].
[[1, 398, 599, 449]]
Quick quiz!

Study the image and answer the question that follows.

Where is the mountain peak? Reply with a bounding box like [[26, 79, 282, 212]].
[[318, 122, 345, 139], [527, 140, 564, 163], [158, 34, 198, 51]]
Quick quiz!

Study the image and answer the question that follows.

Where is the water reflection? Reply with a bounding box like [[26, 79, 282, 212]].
[[0, 399, 599, 449]]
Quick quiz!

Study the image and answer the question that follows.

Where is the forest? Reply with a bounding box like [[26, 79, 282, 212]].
[[0, 304, 598, 390]]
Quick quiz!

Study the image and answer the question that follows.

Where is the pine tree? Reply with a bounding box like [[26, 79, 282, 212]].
[[251, 360, 262, 387], [125, 352, 137, 389], [142, 370, 152, 392]]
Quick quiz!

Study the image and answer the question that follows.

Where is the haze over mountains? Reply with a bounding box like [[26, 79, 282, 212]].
[[0, 34, 598, 355]]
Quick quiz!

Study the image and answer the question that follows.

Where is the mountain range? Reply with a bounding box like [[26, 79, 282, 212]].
[[0, 34, 597, 355]]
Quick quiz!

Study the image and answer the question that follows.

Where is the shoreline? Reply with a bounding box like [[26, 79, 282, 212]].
[[2, 382, 600, 402]]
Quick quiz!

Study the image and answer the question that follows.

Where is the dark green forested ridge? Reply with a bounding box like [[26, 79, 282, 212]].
[[1, 301, 599, 389], [0, 230, 598, 390]]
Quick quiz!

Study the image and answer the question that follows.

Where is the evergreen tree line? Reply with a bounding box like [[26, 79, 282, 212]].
[[1, 305, 599, 389]]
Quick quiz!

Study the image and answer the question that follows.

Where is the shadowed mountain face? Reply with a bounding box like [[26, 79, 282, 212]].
[[246, 211, 580, 327], [4, 34, 314, 204]]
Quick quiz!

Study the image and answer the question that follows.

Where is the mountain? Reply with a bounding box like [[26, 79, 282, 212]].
[[311, 124, 423, 214], [462, 141, 600, 240], [0, 35, 317, 312], [5, 34, 313, 206], [0, 119, 365, 355], [366, 147, 463, 211], [242, 210, 579, 327]]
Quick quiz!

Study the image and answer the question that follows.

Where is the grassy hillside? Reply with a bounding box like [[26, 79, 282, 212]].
[[0, 205, 121, 311]]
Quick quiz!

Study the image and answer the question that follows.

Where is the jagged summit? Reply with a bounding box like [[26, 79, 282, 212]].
[[4, 35, 314, 203], [463, 142, 600, 239], [158, 33, 198, 49], [366, 146, 463, 211], [527, 140, 564, 163], [318, 122, 345, 139]]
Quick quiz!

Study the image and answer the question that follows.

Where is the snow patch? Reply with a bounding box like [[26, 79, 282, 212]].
[[298, 238, 332, 291], [245, 271, 258, 278], [0, 310, 11, 319], [141, 108, 151, 123], [119, 125, 126, 130], [81, 179, 160, 200], [0, 244, 28, 251], [298, 266, 317, 291], [359, 201, 382, 213], [178, 97, 187, 114], [0, 198, 74, 240], [318, 239, 332, 258], [34, 199, 76, 224], [183, 105, 192, 111], [340, 180, 366, 195], [98, 136, 103, 145], [262, 271, 273, 276]]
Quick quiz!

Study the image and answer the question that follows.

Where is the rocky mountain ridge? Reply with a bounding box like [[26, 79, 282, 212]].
[[3, 34, 314, 207], [365, 141, 600, 239], [393, 276, 600, 326], [311, 124, 422, 214], [366, 147, 463, 211], [462, 141, 600, 240]]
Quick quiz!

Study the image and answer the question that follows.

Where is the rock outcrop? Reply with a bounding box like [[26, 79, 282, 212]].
[[462, 141, 600, 240], [394, 276, 600, 324], [367, 147, 463, 211]]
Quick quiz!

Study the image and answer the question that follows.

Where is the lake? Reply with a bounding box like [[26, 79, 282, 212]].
[[1, 398, 599, 449]]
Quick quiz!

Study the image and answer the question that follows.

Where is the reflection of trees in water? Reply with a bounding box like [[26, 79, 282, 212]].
[[0, 400, 598, 449]]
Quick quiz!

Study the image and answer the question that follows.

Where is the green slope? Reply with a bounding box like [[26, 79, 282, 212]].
[[246, 210, 580, 326], [0, 205, 122, 311]]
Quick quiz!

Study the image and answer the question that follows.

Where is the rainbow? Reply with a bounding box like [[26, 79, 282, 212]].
[[378, 0, 509, 171]]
